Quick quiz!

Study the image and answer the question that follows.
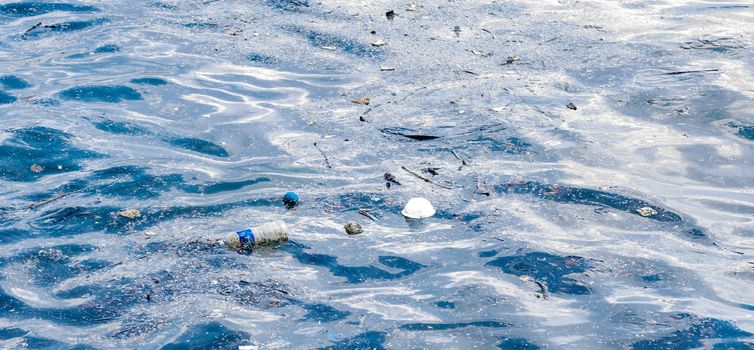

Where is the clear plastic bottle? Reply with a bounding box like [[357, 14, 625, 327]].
[[224, 220, 289, 248]]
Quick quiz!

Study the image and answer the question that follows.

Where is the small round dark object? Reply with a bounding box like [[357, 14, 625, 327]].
[[344, 222, 363, 235]]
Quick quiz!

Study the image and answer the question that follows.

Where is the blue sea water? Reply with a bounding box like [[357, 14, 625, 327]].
[[1, 1, 753, 349]]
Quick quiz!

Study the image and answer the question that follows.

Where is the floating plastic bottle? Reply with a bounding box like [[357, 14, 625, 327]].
[[224, 220, 289, 248]]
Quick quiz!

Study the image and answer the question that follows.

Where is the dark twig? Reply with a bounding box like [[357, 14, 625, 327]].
[[401, 166, 452, 189], [27, 192, 67, 209], [481, 28, 495, 39], [532, 280, 549, 299], [21, 22, 42, 40], [357, 209, 378, 222], [363, 86, 427, 116], [450, 150, 470, 169], [313, 142, 333, 168], [475, 178, 491, 196], [663, 69, 719, 75]]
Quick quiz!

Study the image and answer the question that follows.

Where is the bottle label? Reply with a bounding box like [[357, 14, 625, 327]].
[[236, 228, 255, 247]]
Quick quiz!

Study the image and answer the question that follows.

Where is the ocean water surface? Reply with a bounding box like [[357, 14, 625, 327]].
[[1, 1, 753, 349]]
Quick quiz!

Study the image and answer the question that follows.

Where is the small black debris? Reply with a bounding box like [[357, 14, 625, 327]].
[[384, 172, 401, 185], [566, 103, 577, 110], [386, 10, 396, 20], [423, 167, 440, 176]]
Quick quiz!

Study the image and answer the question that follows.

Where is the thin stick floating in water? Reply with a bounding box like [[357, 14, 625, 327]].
[[663, 69, 719, 75], [401, 166, 452, 189], [27, 192, 67, 209], [358, 209, 378, 222], [313, 142, 333, 168], [21, 22, 42, 40]]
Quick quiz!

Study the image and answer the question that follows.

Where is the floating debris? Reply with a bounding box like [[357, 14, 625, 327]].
[[453, 25, 461, 37], [358, 209, 378, 222], [144, 230, 158, 237], [371, 39, 386, 47], [402, 166, 452, 189], [402, 197, 436, 219], [344, 222, 363, 235], [380, 66, 395, 71], [223, 28, 242, 36], [423, 167, 440, 176], [30, 164, 43, 173], [385, 10, 396, 20], [321, 45, 337, 51], [636, 206, 659, 217], [313, 142, 333, 168], [566, 103, 578, 110], [283, 191, 300, 208], [118, 209, 141, 219], [27, 192, 67, 209], [406, 3, 417, 11], [381, 128, 440, 141], [384, 172, 401, 185], [351, 97, 370, 105], [503, 56, 519, 65]]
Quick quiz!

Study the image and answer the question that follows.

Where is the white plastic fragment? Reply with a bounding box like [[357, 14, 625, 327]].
[[636, 206, 658, 217], [401, 197, 436, 219]]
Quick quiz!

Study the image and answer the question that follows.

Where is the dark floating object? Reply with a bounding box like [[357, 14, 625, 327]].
[[423, 167, 440, 176], [400, 321, 511, 331], [566, 102, 577, 110], [313, 142, 333, 168], [384, 172, 401, 185], [401, 166, 452, 190], [503, 56, 519, 65], [22, 18, 110, 39], [380, 127, 441, 141], [663, 69, 719, 76], [385, 10, 395, 20]]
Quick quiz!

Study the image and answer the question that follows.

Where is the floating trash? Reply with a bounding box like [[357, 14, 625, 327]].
[[225, 220, 289, 248], [351, 97, 370, 105], [401, 197, 436, 219], [636, 206, 659, 217], [344, 222, 363, 235], [118, 209, 141, 219], [283, 191, 300, 208]]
